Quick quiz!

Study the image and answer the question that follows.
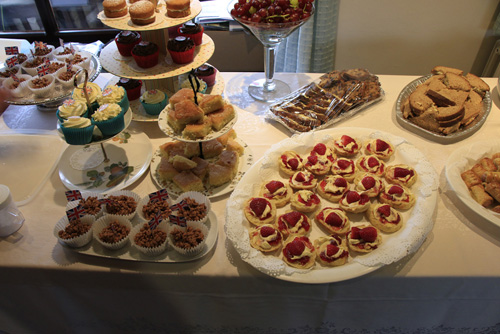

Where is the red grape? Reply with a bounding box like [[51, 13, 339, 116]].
[[231, 0, 314, 23]]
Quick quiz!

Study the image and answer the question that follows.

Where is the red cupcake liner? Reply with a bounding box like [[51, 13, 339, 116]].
[[177, 25, 204, 46], [115, 36, 142, 57], [168, 48, 195, 64], [197, 68, 217, 87], [125, 80, 142, 101], [132, 49, 160, 69]]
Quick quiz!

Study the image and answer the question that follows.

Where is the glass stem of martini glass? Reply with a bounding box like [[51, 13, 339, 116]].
[[264, 45, 277, 92]]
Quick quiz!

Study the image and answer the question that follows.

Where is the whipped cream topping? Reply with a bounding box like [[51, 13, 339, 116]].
[[98, 85, 125, 105], [92, 103, 121, 122], [141, 89, 166, 104], [72, 82, 101, 104], [58, 98, 87, 118], [63, 116, 91, 128]]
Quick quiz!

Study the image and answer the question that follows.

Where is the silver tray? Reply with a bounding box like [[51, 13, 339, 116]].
[[395, 74, 492, 144], [4, 51, 102, 106]]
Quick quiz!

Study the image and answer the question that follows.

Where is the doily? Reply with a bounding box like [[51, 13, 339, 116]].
[[69, 145, 105, 170], [225, 127, 439, 283]]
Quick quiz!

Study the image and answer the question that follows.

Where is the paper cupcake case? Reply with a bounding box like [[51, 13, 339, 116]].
[[93, 215, 132, 250], [54, 215, 95, 248], [27, 74, 55, 97], [65, 191, 105, 219], [60, 122, 95, 145], [136, 194, 173, 223], [21, 58, 45, 76], [168, 221, 209, 256], [103, 190, 141, 221], [129, 221, 169, 256], [53, 45, 80, 62], [175, 191, 211, 224], [55, 65, 83, 89], [140, 96, 168, 115], [92, 108, 126, 136], [2, 75, 31, 98]]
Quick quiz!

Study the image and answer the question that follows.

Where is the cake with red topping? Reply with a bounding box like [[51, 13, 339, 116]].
[[356, 155, 385, 176], [315, 207, 350, 235], [304, 143, 335, 176], [347, 224, 382, 253], [316, 175, 349, 202], [259, 180, 292, 208], [290, 189, 321, 213], [354, 173, 383, 198], [289, 170, 317, 190], [314, 235, 349, 267], [366, 203, 403, 233], [333, 134, 361, 157], [282, 235, 316, 269], [244, 197, 277, 226], [279, 151, 304, 176], [385, 164, 418, 187], [249, 224, 282, 253], [331, 157, 356, 181], [339, 190, 370, 213], [276, 210, 311, 239], [379, 184, 415, 210], [365, 138, 395, 160]]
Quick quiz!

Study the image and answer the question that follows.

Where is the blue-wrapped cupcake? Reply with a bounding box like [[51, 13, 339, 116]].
[[140, 89, 168, 115], [91, 103, 125, 136], [98, 85, 129, 113], [57, 98, 89, 122], [61, 116, 95, 145]]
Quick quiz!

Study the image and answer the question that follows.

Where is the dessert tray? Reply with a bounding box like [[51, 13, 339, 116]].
[[58, 130, 152, 193], [55, 211, 218, 263], [97, 0, 202, 31], [225, 127, 439, 283], [4, 51, 101, 106], [150, 138, 254, 198], [445, 139, 500, 228], [99, 34, 215, 80], [157, 102, 238, 142], [395, 75, 492, 143]]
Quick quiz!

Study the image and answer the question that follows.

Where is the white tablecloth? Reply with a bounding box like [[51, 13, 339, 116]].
[[1, 72, 500, 333]]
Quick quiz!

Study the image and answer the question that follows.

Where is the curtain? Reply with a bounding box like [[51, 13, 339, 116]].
[[275, 0, 339, 73]]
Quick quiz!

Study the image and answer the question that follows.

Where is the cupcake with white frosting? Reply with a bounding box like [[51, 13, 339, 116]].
[[140, 89, 168, 115], [57, 98, 89, 122], [98, 85, 129, 113], [60, 116, 95, 145], [91, 102, 125, 136]]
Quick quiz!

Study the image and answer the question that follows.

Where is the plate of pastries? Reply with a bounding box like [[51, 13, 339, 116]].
[[397, 66, 491, 142], [446, 140, 500, 227], [267, 68, 383, 133], [225, 127, 439, 283]]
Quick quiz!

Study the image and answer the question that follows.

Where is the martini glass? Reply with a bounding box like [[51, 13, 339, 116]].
[[229, 1, 314, 103]]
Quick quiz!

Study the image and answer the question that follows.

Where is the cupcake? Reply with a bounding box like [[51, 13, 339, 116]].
[[2, 74, 30, 98], [21, 56, 46, 76], [67, 52, 91, 69], [53, 45, 78, 62], [55, 65, 82, 89], [140, 89, 167, 115], [194, 64, 217, 87], [57, 98, 89, 122], [54, 215, 94, 248], [131, 41, 159, 69], [27, 74, 55, 98], [46, 61, 66, 74], [130, 221, 169, 256], [93, 215, 132, 250], [66, 191, 104, 219], [115, 31, 142, 57], [167, 36, 195, 64], [174, 191, 211, 224], [180, 76, 207, 94], [0, 65, 20, 82], [32, 44, 54, 59], [104, 190, 141, 220], [98, 85, 129, 113], [91, 103, 125, 136], [60, 116, 95, 145], [72, 82, 102, 112], [116, 78, 142, 101], [168, 221, 208, 256], [5, 53, 27, 68], [178, 22, 204, 46]]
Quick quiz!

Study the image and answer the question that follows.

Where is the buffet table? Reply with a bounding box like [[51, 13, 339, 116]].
[[1, 72, 500, 333]]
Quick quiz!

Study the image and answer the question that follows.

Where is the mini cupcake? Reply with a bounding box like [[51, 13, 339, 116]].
[[91, 102, 125, 136], [98, 85, 129, 113], [180, 75, 207, 94], [140, 89, 167, 115], [46, 61, 66, 75], [60, 116, 95, 145], [131, 41, 159, 69], [21, 56, 47, 76], [103, 190, 141, 220], [116, 78, 142, 101], [57, 98, 89, 122], [174, 191, 211, 224], [66, 52, 90, 69], [168, 221, 208, 256], [72, 82, 102, 112], [53, 45, 79, 62], [93, 215, 132, 250], [137, 193, 172, 222], [66, 191, 104, 219], [5, 53, 27, 68], [167, 36, 195, 64], [32, 44, 54, 59], [194, 64, 217, 87], [27, 74, 55, 98], [0, 65, 20, 83], [130, 221, 169, 256], [2, 74, 31, 98], [55, 65, 82, 89], [54, 215, 94, 248], [115, 30, 142, 57], [178, 22, 204, 46]]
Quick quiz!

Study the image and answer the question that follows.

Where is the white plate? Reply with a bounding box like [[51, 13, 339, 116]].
[[225, 127, 439, 284], [150, 138, 254, 198], [445, 139, 500, 227], [56, 211, 218, 263], [158, 102, 238, 142], [58, 131, 152, 193], [395, 75, 492, 143]]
